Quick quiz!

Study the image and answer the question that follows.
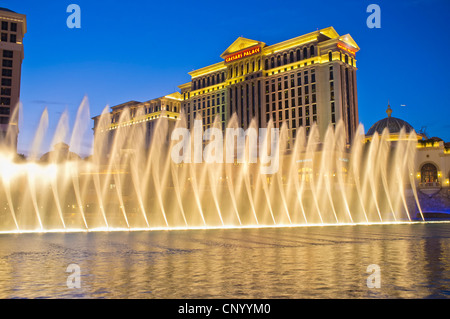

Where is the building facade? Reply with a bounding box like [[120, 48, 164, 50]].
[[93, 27, 360, 155], [365, 105, 450, 215], [0, 8, 26, 151], [179, 26, 359, 144], [92, 92, 182, 159]]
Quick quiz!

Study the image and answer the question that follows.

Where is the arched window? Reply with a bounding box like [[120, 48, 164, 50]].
[[328, 51, 332, 62], [283, 53, 287, 65], [277, 55, 281, 67], [270, 57, 274, 68], [303, 47, 308, 59], [290, 51, 294, 63], [202, 78, 205, 88], [345, 54, 349, 64], [265, 59, 269, 70], [257, 59, 261, 70], [296, 49, 301, 61], [229, 67, 233, 78], [310, 45, 315, 57], [221, 72, 225, 82], [421, 163, 438, 183], [217, 74, 220, 83]]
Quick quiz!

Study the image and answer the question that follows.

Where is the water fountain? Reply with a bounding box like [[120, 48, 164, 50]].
[[0, 98, 424, 233]]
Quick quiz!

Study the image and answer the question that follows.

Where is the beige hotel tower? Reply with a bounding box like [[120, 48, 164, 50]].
[[179, 27, 359, 144], [94, 27, 360, 153], [0, 8, 26, 151]]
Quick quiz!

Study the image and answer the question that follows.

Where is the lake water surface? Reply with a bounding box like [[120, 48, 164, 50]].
[[0, 223, 449, 298]]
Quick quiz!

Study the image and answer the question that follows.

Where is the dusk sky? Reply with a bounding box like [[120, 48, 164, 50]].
[[2, 0, 449, 156]]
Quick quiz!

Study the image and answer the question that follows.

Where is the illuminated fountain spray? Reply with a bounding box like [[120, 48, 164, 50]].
[[0, 98, 424, 233]]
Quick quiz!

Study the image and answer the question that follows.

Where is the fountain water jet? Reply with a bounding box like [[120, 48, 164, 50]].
[[0, 98, 426, 233]]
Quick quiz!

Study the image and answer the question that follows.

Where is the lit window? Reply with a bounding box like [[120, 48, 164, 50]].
[[421, 163, 438, 183]]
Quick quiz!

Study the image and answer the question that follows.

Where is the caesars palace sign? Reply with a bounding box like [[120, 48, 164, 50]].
[[225, 46, 261, 63], [223, 43, 356, 63]]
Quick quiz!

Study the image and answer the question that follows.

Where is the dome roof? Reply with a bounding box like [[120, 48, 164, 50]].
[[366, 104, 415, 136], [0, 8, 16, 13], [40, 143, 81, 163]]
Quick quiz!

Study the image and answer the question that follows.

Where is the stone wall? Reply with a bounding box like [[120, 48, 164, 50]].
[[407, 188, 450, 217]]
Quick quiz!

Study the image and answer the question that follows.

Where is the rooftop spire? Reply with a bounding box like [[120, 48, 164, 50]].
[[386, 102, 392, 118]]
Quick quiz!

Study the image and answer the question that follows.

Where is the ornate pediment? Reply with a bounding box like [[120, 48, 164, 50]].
[[220, 37, 265, 59], [339, 34, 360, 51]]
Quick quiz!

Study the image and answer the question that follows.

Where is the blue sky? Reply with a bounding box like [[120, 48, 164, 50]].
[[2, 0, 449, 155]]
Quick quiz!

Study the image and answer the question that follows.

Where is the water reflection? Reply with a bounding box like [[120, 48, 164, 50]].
[[0, 223, 449, 298]]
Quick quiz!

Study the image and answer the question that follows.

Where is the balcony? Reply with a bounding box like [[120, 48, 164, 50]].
[[419, 181, 441, 188], [419, 181, 441, 197]]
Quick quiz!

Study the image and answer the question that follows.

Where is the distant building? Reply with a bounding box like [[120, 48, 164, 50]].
[[92, 92, 182, 159], [0, 8, 26, 151], [40, 142, 81, 163]]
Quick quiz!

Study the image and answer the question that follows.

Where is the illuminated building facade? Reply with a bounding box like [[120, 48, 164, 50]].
[[365, 105, 450, 215], [0, 8, 26, 151], [179, 26, 360, 144], [93, 27, 360, 155], [92, 92, 182, 159]]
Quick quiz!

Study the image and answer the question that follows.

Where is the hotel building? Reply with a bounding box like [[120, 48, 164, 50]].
[[92, 92, 182, 158], [93, 27, 360, 154], [179, 26, 359, 144], [0, 8, 26, 151]]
